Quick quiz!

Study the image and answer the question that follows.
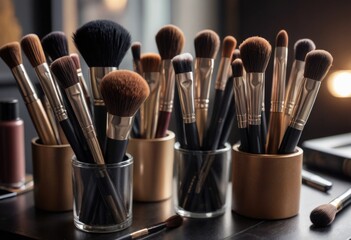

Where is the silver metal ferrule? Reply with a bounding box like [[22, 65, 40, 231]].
[[175, 72, 195, 124], [215, 57, 231, 90], [194, 58, 214, 109], [270, 47, 288, 112], [159, 60, 175, 112], [247, 72, 264, 125], [66, 83, 104, 164], [107, 113, 134, 141], [290, 78, 321, 130], [284, 60, 305, 117], [330, 188, 351, 212], [12, 64, 39, 104], [35, 63, 68, 121], [90, 67, 117, 106], [233, 76, 247, 128]]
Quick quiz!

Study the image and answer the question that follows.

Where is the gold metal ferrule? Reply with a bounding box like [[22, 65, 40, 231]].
[[290, 78, 321, 130], [233, 76, 247, 128], [247, 72, 264, 125], [12, 64, 38, 103], [107, 114, 134, 141], [159, 60, 175, 112], [270, 47, 288, 112], [90, 67, 117, 106], [176, 72, 196, 124], [215, 57, 231, 90], [330, 188, 351, 212]]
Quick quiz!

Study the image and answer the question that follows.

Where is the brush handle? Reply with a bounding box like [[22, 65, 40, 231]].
[[131, 110, 141, 138], [302, 169, 333, 192], [218, 98, 235, 148], [94, 105, 107, 150], [261, 110, 267, 151], [333, 188, 351, 211], [155, 111, 172, 138], [204, 89, 224, 144], [278, 126, 302, 154], [238, 127, 249, 152], [248, 124, 263, 154], [105, 138, 128, 164], [266, 111, 284, 154], [173, 87, 186, 147], [184, 123, 200, 150]]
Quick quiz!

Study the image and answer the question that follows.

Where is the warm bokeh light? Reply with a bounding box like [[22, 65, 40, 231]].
[[104, 0, 127, 12], [328, 71, 351, 97]]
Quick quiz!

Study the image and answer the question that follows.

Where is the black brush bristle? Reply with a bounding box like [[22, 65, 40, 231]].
[[131, 42, 141, 61], [0, 42, 22, 68], [21, 34, 47, 67], [51, 56, 80, 89], [172, 53, 193, 74], [231, 49, 241, 62], [310, 204, 337, 227], [100, 70, 150, 117], [194, 29, 220, 59], [41, 31, 69, 61], [276, 29, 288, 47], [294, 39, 316, 61], [73, 19, 131, 67], [165, 215, 183, 229], [232, 59, 243, 78], [155, 25, 185, 60], [239, 36, 272, 73], [141, 53, 161, 73], [304, 49, 333, 81]]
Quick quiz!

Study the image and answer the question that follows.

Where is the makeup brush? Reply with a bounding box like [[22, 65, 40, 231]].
[[41, 31, 69, 61], [116, 215, 183, 240], [100, 70, 149, 164], [0, 42, 56, 145], [283, 39, 316, 131], [193, 29, 220, 145], [131, 42, 142, 75], [278, 50, 333, 154], [239, 36, 272, 154], [266, 30, 288, 153], [73, 19, 131, 148], [140, 53, 161, 139], [155, 25, 185, 138], [310, 188, 351, 227]]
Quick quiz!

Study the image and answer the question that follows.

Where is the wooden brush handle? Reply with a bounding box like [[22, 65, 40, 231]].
[[155, 111, 171, 138]]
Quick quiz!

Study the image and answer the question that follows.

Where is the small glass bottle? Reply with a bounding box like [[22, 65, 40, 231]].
[[0, 99, 25, 188]]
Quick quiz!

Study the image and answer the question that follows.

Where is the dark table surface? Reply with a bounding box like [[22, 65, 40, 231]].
[[0, 170, 351, 240]]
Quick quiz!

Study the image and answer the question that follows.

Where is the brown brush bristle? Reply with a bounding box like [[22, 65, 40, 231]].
[[70, 53, 81, 69], [222, 36, 237, 58], [100, 70, 150, 117], [0, 42, 22, 68], [50, 56, 79, 89], [232, 59, 243, 78], [194, 29, 220, 59], [131, 42, 141, 61], [20, 34, 46, 67], [141, 53, 161, 73], [165, 215, 183, 229], [276, 30, 288, 47], [155, 25, 185, 60], [231, 49, 241, 62], [304, 49, 333, 81], [239, 36, 272, 73], [310, 204, 337, 227]]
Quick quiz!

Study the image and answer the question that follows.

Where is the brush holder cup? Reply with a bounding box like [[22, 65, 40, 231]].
[[31, 137, 74, 211], [128, 131, 175, 202], [232, 145, 303, 219], [72, 155, 133, 233], [174, 142, 231, 218]]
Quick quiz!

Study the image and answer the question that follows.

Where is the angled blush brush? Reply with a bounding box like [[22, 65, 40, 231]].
[[73, 19, 131, 149], [278, 50, 333, 154], [266, 30, 288, 153], [0, 42, 56, 145], [155, 25, 185, 138], [239, 36, 272, 154]]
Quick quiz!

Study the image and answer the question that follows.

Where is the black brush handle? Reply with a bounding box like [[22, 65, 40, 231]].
[[131, 110, 141, 138], [105, 138, 128, 164], [184, 122, 200, 150], [278, 126, 302, 154], [218, 97, 235, 148], [155, 111, 172, 138], [261, 110, 267, 151], [173, 84, 187, 147], [116, 235, 132, 240], [94, 105, 107, 150], [239, 127, 249, 152], [248, 124, 263, 154]]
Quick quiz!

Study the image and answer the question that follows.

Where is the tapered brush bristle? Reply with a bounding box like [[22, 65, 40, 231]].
[[131, 42, 141, 61], [41, 31, 69, 61], [294, 39, 316, 61], [165, 215, 183, 229], [0, 42, 22, 68], [222, 36, 237, 58], [100, 70, 150, 117], [70, 53, 81, 69], [172, 53, 193, 74], [21, 34, 47, 67], [50, 56, 80, 89], [155, 25, 185, 60], [304, 49, 333, 81], [73, 19, 131, 67], [231, 49, 241, 62], [232, 59, 244, 78], [194, 29, 220, 59], [276, 29, 288, 47], [141, 53, 161, 73], [239, 36, 272, 73], [310, 203, 337, 227]]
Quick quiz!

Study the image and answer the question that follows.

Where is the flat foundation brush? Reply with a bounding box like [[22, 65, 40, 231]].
[[0, 42, 56, 145], [239, 36, 272, 154], [278, 50, 333, 154]]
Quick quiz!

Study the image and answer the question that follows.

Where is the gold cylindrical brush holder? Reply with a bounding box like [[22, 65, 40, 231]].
[[31, 137, 74, 211], [127, 131, 175, 202], [232, 144, 303, 219]]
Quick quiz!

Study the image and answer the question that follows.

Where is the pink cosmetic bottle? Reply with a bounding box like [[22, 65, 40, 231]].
[[0, 99, 25, 188]]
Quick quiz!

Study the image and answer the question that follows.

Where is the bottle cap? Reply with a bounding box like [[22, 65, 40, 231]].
[[0, 99, 19, 121]]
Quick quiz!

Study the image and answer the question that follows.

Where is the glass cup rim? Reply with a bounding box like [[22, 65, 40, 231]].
[[174, 142, 231, 155], [72, 153, 133, 168]]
